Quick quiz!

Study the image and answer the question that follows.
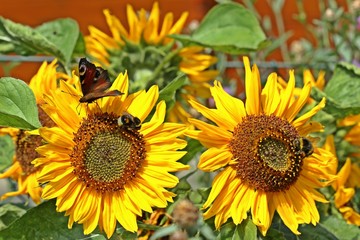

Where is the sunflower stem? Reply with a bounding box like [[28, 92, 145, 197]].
[[147, 49, 181, 85]]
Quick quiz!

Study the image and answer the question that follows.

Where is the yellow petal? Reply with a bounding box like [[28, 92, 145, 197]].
[[275, 70, 295, 117], [293, 98, 326, 127], [198, 147, 233, 172], [244, 56, 261, 115], [211, 81, 246, 126]]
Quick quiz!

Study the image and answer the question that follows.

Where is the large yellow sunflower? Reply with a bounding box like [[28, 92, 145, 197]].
[[0, 60, 59, 204], [32, 70, 190, 238], [185, 57, 337, 235]]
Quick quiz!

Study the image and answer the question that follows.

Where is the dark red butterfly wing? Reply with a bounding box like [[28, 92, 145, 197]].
[[78, 58, 122, 103]]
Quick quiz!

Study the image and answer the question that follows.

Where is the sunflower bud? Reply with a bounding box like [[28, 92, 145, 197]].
[[172, 199, 199, 228], [169, 230, 189, 240]]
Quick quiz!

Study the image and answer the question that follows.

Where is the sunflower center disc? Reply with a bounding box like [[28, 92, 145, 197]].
[[71, 112, 146, 193], [16, 130, 41, 175], [16, 106, 54, 175], [85, 132, 131, 182], [258, 138, 290, 171], [229, 114, 305, 192]]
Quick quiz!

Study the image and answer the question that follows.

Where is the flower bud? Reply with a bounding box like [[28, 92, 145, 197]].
[[172, 199, 199, 228]]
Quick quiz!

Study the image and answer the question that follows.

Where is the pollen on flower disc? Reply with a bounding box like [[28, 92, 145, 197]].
[[16, 106, 55, 175], [229, 114, 306, 192], [70, 112, 146, 193]]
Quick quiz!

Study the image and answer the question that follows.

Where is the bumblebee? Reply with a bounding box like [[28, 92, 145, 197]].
[[118, 113, 141, 130], [293, 137, 314, 157]]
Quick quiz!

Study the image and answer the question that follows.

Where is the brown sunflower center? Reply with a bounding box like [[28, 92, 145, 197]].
[[16, 106, 55, 175], [16, 131, 42, 175], [85, 132, 131, 182], [229, 114, 305, 192], [70, 112, 146, 193]]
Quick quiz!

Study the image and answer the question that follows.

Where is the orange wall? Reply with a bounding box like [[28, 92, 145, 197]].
[[0, 0, 213, 81], [0, 0, 348, 80]]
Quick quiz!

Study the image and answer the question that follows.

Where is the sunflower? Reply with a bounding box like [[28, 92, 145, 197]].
[[85, 2, 218, 125], [339, 114, 360, 158], [185, 57, 337, 235], [85, 2, 218, 84], [0, 60, 59, 204], [32, 71, 190, 238], [278, 69, 325, 103], [85, 2, 188, 65], [323, 136, 360, 226]]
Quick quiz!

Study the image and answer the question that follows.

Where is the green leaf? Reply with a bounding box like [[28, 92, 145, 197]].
[[320, 216, 360, 240], [149, 224, 178, 240], [319, 62, 360, 119], [0, 200, 88, 239], [171, 2, 267, 54], [0, 77, 41, 130], [0, 17, 80, 68], [179, 138, 203, 165], [261, 228, 287, 240], [35, 18, 80, 65], [158, 74, 187, 103], [0, 135, 15, 171], [0, 17, 64, 60], [297, 214, 360, 239], [217, 220, 257, 240], [0, 204, 26, 231], [72, 33, 86, 57], [233, 219, 257, 240], [115, 226, 138, 239]]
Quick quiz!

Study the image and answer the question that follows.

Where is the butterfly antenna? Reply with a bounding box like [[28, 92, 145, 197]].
[[76, 102, 83, 115], [60, 80, 81, 98], [94, 101, 103, 113]]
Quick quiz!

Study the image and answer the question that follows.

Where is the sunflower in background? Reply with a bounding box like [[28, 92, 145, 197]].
[[278, 69, 326, 103], [0, 60, 60, 204], [33, 70, 190, 238], [323, 135, 360, 226], [85, 2, 218, 125], [185, 56, 337, 235]]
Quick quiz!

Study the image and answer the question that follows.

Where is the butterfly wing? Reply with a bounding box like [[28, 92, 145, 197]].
[[79, 58, 122, 103], [91, 68, 112, 92], [79, 58, 97, 96]]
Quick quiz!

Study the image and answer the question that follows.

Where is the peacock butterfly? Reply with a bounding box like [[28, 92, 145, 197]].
[[78, 58, 122, 103]]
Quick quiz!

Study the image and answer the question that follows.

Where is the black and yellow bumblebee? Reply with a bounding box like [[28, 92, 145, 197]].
[[118, 113, 141, 130], [293, 137, 314, 157]]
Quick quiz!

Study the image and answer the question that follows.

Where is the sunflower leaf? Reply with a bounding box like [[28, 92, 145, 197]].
[[0, 17, 80, 68], [0, 77, 41, 130], [0, 199, 89, 239], [0, 135, 15, 171], [170, 2, 268, 54], [320, 216, 360, 239], [298, 215, 359, 240], [149, 224, 178, 240], [179, 138, 203, 165], [318, 62, 360, 119], [217, 220, 257, 240], [35, 18, 80, 66], [0, 17, 64, 60], [0, 204, 26, 231], [158, 74, 187, 103]]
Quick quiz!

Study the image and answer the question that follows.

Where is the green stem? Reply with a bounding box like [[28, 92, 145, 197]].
[[268, 0, 290, 61], [147, 48, 180, 85]]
